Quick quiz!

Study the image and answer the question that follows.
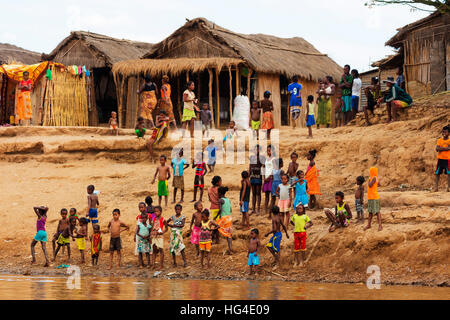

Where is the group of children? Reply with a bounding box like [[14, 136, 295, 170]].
[[30, 142, 387, 273]]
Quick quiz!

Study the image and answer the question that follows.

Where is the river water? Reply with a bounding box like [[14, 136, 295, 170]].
[[0, 274, 448, 300]]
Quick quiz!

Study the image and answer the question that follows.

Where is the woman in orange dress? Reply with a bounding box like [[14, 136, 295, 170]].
[[16, 71, 33, 125], [158, 75, 177, 129], [137, 76, 158, 129], [305, 149, 321, 209]]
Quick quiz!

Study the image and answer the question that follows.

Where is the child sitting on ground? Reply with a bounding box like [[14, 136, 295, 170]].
[[265, 206, 289, 270], [151, 206, 167, 269], [152, 155, 171, 207], [189, 201, 203, 256], [31, 206, 50, 267], [290, 204, 313, 267], [147, 110, 170, 159], [364, 167, 383, 231], [90, 224, 102, 266], [52, 208, 69, 257], [192, 152, 207, 202], [324, 191, 352, 232], [355, 176, 365, 223], [135, 116, 146, 138], [107, 209, 129, 270], [240, 171, 251, 230], [167, 204, 187, 267], [223, 120, 238, 143], [136, 211, 152, 268], [199, 209, 219, 269], [54, 216, 77, 262], [248, 228, 261, 275], [305, 95, 316, 139], [75, 217, 88, 264], [109, 111, 118, 136]]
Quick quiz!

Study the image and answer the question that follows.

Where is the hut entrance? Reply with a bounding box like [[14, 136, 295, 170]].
[[93, 68, 118, 124]]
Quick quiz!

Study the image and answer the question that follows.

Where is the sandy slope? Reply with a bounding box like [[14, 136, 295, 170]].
[[0, 93, 449, 286]]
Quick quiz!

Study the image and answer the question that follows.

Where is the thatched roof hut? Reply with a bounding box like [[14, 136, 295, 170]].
[[383, 11, 449, 97], [0, 43, 41, 65], [43, 31, 153, 124], [113, 17, 342, 128]]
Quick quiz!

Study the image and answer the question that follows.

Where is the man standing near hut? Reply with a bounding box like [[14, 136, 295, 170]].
[[287, 75, 302, 128], [16, 71, 33, 126], [158, 75, 177, 129], [339, 65, 353, 126], [137, 76, 158, 129]]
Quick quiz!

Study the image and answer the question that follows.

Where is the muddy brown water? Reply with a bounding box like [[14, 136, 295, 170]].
[[0, 274, 448, 300]]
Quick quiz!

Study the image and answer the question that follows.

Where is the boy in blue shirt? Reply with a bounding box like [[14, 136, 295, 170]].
[[288, 75, 303, 128], [171, 148, 189, 203]]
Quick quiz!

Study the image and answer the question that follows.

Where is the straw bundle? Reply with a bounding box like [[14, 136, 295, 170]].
[[43, 65, 89, 126]]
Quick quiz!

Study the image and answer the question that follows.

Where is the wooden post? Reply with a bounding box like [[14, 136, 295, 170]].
[[235, 67, 240, 95], [198, 71, 201, 104], [208, 68, 215, 129], [215, 68, 220, 128], [186, 72, 189, 83], [228, 66, 233, 121], [177, 76, 182, 122], [247, 68, 252, 98]]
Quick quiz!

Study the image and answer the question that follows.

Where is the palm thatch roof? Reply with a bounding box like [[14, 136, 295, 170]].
[[139, 17, 342, 80], [385, 11, 443, 47], [113, 57, 244, 77], [0, 43, 41, 65], [372, 51, 403, 69], [42, 31, 153, 68]]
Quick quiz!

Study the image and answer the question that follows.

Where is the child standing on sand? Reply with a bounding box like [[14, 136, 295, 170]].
[[54, 217, 76, 262], [75, 217, 88, 264], [200, 103, 213, 138], [249, 145, 264, 215], [290, 204, 313, 267], [250, 101, 261, 139], [151, 206, 167, 269], [262, 145, 275, 217], [240, 171, 251, 230], [305, 95, 316, 139], [86, 184, 99, 232], [305, 149, 321, 209], [364, 167, 383, 231], [324, 191, 352, 232], [69, 208, 79, 223], [31, 206, 50, 267], [292, 170, 309, 209], [205, 139, 217, 173], [276, 174, 291, 229], [152, 155, 171, 207], [265, 206, 289, 270], [434, 125, 449, 192], [217, 186, 233, 254], [134, 202, 147, 255], [109, 111, 118, 136], [192, 152, 207, 202], [107, 209, 129, 270], [90, 224, 102, 266], [355, 176, 365, 223], [270, 158, 284, 214], [136, 212, 152, 268], [288, 75, 303, 127], [171, 148, 189, 204], [260, 91, 275, 139], [167, 204, 187, 267], [52, 208, 69, 257], [189, 201, 203, 256], [248, 228, 261, 275], [199, 209, 219, 269], [145, 196, 155, 220]]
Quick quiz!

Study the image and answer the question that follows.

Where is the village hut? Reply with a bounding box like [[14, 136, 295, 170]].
[[0, 43, 41, 65], [42, 31, 153, 125], [382, 11, 449, 97], [112, 17, 342, 128]]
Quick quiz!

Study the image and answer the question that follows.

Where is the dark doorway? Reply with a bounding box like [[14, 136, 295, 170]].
[[93, 67, 118, 124]]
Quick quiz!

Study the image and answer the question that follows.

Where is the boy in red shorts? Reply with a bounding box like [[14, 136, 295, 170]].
[[290, 203, 313, 267]]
